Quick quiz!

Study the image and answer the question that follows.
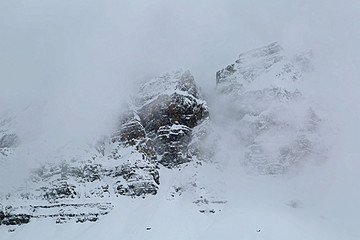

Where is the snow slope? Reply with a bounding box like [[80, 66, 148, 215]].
[[215, 42, 325, 175], [1, 160, 357, 240]]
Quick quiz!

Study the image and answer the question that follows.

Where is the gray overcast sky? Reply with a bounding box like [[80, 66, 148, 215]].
[[1, 0, 359, 98], [0, 0, 359, 144]]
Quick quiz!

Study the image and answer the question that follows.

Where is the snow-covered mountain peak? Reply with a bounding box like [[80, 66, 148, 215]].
[[216, 42, 312, 95], [119, 69, 210, 167], [135, 69, 205, 109], [215, 43, 323, 175]]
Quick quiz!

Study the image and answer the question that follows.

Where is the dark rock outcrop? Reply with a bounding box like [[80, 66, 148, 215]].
[[0, 212, 31, 226], [133, 70, 209, 167]]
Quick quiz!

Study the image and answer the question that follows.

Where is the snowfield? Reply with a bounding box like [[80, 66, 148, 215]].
[[1, 157, 359, 240]]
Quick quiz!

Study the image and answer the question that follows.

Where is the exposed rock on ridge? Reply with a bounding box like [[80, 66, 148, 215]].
[[116, 70, 209, 168]]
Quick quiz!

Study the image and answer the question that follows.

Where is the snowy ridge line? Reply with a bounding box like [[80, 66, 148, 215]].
[[135, 70, 207, 110], [216, 42, 312, 95]]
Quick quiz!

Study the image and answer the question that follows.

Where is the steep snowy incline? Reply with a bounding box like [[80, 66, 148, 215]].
[[216, 42, 312, 93], [215, 42, 324, 174]]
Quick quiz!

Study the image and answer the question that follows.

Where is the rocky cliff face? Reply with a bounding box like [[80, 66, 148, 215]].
[[0, 70, 211, 227], [216, 42, 322, 174], [124, 70, 209, 167]]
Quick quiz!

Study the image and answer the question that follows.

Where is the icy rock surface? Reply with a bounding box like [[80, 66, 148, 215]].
[[216, 42, 322, 174], [0, 70, 211, 227]]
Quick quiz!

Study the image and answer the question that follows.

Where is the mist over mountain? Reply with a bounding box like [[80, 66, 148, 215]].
[[1, 1, 360, 239]]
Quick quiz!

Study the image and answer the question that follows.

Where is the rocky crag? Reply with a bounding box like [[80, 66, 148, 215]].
[[0, 70, 211, 227]]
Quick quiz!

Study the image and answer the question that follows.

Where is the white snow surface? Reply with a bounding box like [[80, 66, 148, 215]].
[[0, 158, 358, 240]]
